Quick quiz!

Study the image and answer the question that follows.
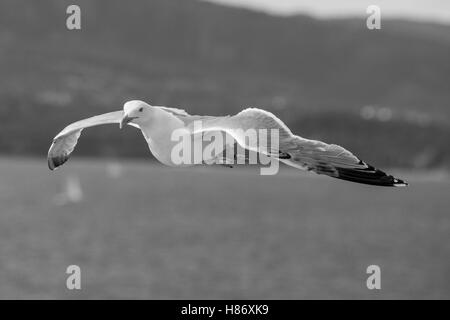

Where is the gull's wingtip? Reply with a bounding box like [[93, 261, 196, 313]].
[[393, 178, 408, 187], [333, 162, 409, 187], [47, 152, 69, 171], [48, 157, 55, 171]]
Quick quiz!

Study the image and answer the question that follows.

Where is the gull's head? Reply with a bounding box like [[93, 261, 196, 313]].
[[121, 100, 152, 129]]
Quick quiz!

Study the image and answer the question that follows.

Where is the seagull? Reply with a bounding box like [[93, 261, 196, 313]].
[[47, 100, 407, 187]]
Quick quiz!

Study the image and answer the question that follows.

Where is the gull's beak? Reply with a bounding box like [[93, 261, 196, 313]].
[[120, 114, 137, 129]]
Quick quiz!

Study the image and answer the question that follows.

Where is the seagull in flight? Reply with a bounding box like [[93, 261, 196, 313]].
[[48, 100, 407, 187]]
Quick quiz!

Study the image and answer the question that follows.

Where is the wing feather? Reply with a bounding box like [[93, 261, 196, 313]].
[[188, 107, 407, 186], [47, 110, 128, 170], [156, 106, 189, 117]]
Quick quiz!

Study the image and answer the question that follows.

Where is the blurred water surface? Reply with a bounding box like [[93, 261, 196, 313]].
[[0, 157, 448, 299]]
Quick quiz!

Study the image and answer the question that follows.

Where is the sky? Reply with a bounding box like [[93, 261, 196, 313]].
[[205, 0, 450, 24]]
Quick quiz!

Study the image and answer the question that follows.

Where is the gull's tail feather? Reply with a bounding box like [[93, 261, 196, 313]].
[[335, 163, 408, 187]]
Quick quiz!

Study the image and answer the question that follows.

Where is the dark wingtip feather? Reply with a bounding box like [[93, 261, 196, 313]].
[[335, 164, 408, 187], [48, 154, 69, 171], [392, 177, 408, 187], [48, 158, 55, 171]]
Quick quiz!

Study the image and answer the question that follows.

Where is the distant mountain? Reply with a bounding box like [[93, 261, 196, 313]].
[[0, 0, 449, 168]]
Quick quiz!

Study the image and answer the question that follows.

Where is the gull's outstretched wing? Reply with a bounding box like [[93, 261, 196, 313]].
[[48, 111, 135, 170], [279, 136, 408, 187], [189, 108, 407, 187]]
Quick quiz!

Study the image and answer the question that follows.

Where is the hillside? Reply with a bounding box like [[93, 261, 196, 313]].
[[0, 0, 449, 168]]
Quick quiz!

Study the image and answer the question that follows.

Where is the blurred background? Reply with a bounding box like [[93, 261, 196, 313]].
[[0, 0, 449, 299]]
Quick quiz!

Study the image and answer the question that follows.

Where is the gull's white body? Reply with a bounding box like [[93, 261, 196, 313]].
[[137, 106, 187, 166], [47, 100, 407, 187]]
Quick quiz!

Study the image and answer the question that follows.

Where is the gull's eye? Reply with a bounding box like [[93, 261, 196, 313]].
[[138, 107, 144, 112]]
